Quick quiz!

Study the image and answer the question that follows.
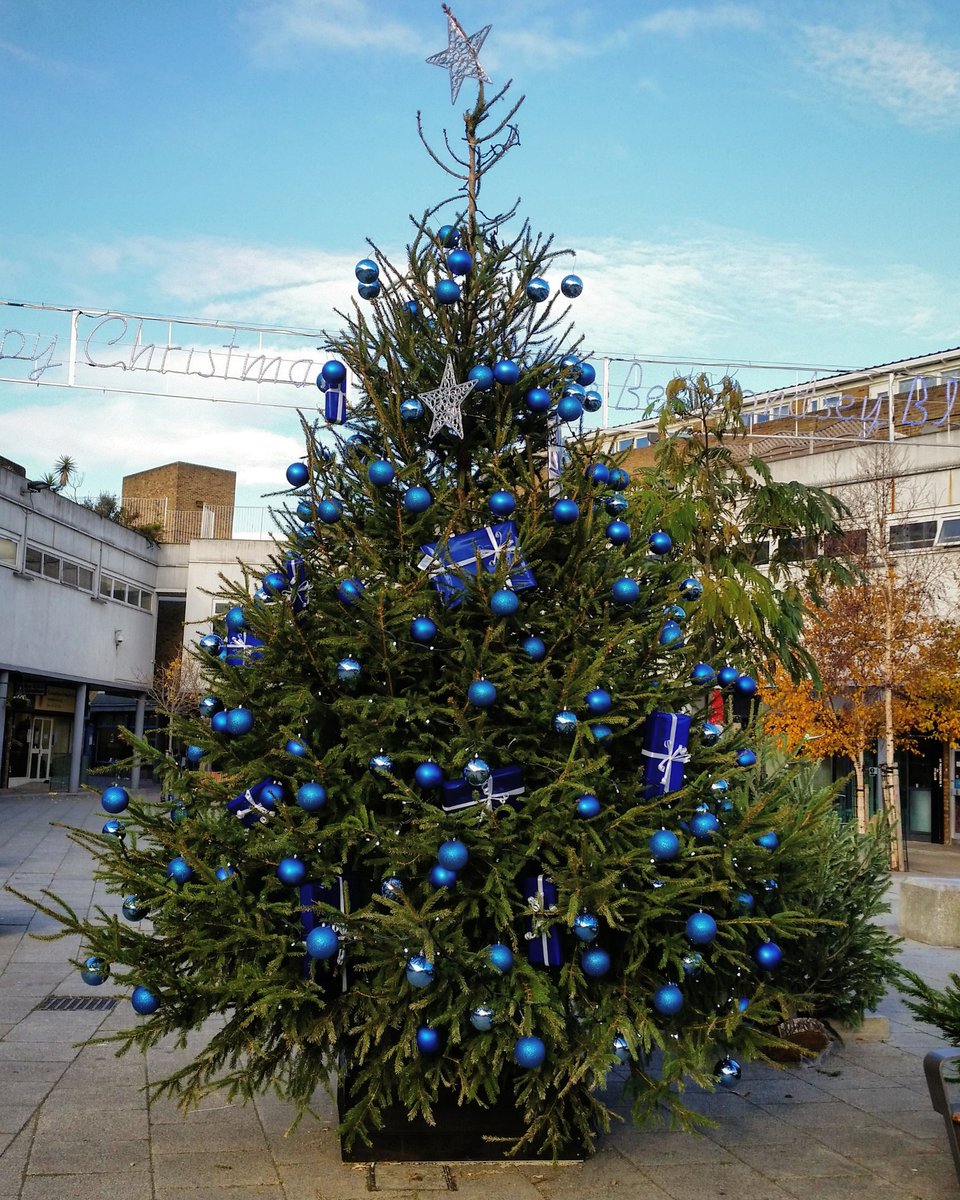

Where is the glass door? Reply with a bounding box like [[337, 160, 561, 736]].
[[27, 717, 54, 781]]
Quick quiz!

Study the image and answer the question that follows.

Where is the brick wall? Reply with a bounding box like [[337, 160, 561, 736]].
[[122, 462, 237, 540]]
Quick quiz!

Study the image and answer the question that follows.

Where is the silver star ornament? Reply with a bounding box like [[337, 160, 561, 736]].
[[418, 355, 478, 440], [426, 11, 492, 104]]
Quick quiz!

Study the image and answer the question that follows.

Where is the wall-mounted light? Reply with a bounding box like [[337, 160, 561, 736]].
[[114, 630, 124, 648]]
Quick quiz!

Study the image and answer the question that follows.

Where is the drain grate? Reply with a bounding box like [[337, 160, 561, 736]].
[[36, 995, 120, 1012]]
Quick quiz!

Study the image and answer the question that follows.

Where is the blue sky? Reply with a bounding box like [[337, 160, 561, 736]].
[[1, 0, 959, 508]]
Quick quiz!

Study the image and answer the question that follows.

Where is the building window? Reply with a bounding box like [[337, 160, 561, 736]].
[[22, 543, 96, 589], [937, 518, 960, 545], [889, 521, 937, 551], [100, 572, 154, 612], [751, 540, 771, 566], [824, 529, 867, 557], [778, 535, 819, 562], [0, 536, 16, 568], [616, 437, 634, 452], [61, 561, 94, 590]]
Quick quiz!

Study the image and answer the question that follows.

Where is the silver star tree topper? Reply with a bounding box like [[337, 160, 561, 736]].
[[418, 355, 478, 439], [426, 5, 491, 104]]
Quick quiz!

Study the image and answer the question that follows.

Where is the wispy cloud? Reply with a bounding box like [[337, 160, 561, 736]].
[[0, 36, 98, 79], [239, 0, 422, 64], [634, 4, 763, 38]]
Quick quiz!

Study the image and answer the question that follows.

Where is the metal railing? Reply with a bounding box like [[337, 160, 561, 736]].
[[119, 498, 280, 542]]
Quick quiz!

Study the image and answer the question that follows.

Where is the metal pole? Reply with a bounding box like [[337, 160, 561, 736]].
[[0, 670, 8, 787], [69, 682, 87, 792], [130, 694, 146, 789]]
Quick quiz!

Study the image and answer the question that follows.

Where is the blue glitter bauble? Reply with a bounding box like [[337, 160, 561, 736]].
[[690, 662, 716, 685], [487, 943, 514, 973], [573, 912, 599, 942], [606, 520, 630, 544], [101, 785, 130, 814], [198, 632, 224, 657], [403, 486, 432, 514], [701, 722, 723, 746], [653, 983, 684, 1016], [368, 459, 395, 487], [369, 753, 393, 775], [649, 829, 680, 861], [575, 793, 600, 818], [285, 461, 309, 487], [276, 857, 307, 886], [583, 390, 603, 412], [554, 710, 578, 736], [447, 248, 473, 275], [578, 362, 596, 386], [285, 738, 309, 758], [321, 360, 347, 388], [737, 749, 757, 767], [429, 864, 458, 889], [297, 781, 327, 812], [608, 467, 630, 490], [552, 498, 579, 524], [305, 925, 340, 960], [753, 942, 783, 972], [438, 839, 469, 871], [488, 489, 516, 517], [415, 761, 444, 789], [489, 588, 520, 617], [715, 1057, 742, 1089], [470, 1004, 494, 1031], [405, 955, 435, 988], [225, 708, 254, 737], [211, 711, 229, 734], [337, 578, 364, 606], [417, 1026, 441, 1054], [557, 395, 583, 422], [735, 674, 758, 697], [526, 278, 549, 302], [686, 912, 718, 945], [437, 224, 460, 247], [493, 359, 520, 385], [649, 530, 673, 556], [611, 577, 639, 605], [525, 386, 552, 412], [224, 605, 246, 631], [381, 876, 404, 900], [586, 462, 610, 485], [317, 498, 343, 524], [468, 365, 495, 392], [561, 274, 583, 298], [410, 616, 438, 644], [585, 688, 612, 715], [690, 812, 719, 840], [131, 986, 160, 1015], [400, 397, 423, 420], [122, 896, 148, 921], [463, 758, 491, 786], [658, 620, 683, 648], [522, 636, 546, 661], [358, 280, 381, 300], [582, 947, 611, 978], [435, 278, 461, 305], [355, 259, 379, 284], [167, 856, 193, 885], [757, 831, 779, 851], [514, 1035, 546, 1069], [605, 494, 628, 517], [468, 679, 497, 708]]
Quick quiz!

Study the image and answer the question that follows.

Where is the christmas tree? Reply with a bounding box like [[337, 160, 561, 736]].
[[13, 8, 891, 1159]]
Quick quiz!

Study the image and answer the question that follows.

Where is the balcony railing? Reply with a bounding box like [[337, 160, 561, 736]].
[[119, 497, 281, 542]]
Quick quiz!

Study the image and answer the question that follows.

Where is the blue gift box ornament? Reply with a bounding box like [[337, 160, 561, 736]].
[[323, 379, 347, 425], [522, 873, 563, 967], [284, 556, 311, 614], [299, 877, 349, 987], [227, 777, 284, 827], [417, 521, 536, 608], [441, 763, 525, 814], [224, 629, 264, 667], [641, 710, 692, 797]]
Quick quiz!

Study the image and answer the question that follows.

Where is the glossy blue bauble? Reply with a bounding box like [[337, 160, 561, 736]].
[[679, 576, 703, 602], [575, 793, 600, 819], [712, 779, 729, 795], [355, 259, 379, 284], [753, 941, 783, 972], [400, 397, 424, 420], [403, 486, 432, 513], [716, 666, 738, 688], [435, 279, 461, 305], [447, 248, 473, 275], [317, 498, 343, 524], [591, 722, 613, 742], [682, 951, 704, 977], [438, 839, 469, 871], [611, 577, 639, 605], [562, 383, 586, 403], [573, 912, 599, 942], [198, 632, 224, 657], [737, 749, 757, 767], [489, 588, 520, 617], [429, 863, 458, 889], [522, 635, 546, 661], [663, 604, 686, 623], [686, 912, 718, 945], [405, 955, 434, 988], [690, 662, 716, 685], [258, 783, 281, 811], [735, 891, 755, 913], [690, 812, 719, 840], [169, 801, 189, 824], [560, 354, 581, 373], [262, 570, 288, 595], [493, 359, 520, 385], [101, 785, 130, 814], [701, 721, 723, 746], [653, 983, 684, 1016], [463, 758, 491, 786], [415, 761, 444, 790], [557, 395, 583, 422], [554, 710, 578, 736], [305, 925, 340, 960], [81, 956, 108, 986], [468, 679, 497, 708], [606, 520, 630, 544], [470, 1004, 494, 1031], [715, 1057, 742, 1089], [613, 1034, 631, 1064], [561, 274, 583, 298], [605, 494, 628, 516], [578, 362, 596, 386], [131, 985, 160, 1015], [552, 498, 579, 524], [297, 781, 327, 812], [417, 1026, 442, 1054], [582, 947, 611, 978], [122, 896, 147, 921], [488, 489, 515, 517], [468, 365, 494, 392], [658, 620, 683, 648], [487, 943, 514, 973], [735, 674, 758, 697], [525, 386, 552, 412], [337, 578, 364, 606], [369, 753, 393, 775], [514, 1035, 546, 1069], [583, 390, 603, 412], [224, 708, 254, 737], [321, 360, 347, 388], [649, 530, 673, 556], [358, 280, 381, 300], [285, 739, 308, 758], [649, 829, 680, 861], [276, 857, 307, 887], [763, 878, 779, 894], [296, 500, 314, 520], [211, 711, 229, 734], [381, 876, 404, 900], [368, 459, 395, 487], [215, 868, 234, 888], [437, 224, 460, 248], [585, 688, 612, 715], [586, 462, 610, 485], [285, 461, 309, 487], [224, 605, 247, 631], [608, 467, 630, 490], [410, 616, 438, 644], [167, 856, 193, 885], [757, 831, 779, 851], [525, 278, 549, 302]]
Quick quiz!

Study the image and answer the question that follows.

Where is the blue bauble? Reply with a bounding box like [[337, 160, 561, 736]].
[[581, 947, 611, 978], [435, 278, 461, 305], [488, 489, 516, 517], [690, 662, 716, 685], [735, 891, 755, 913], [487, 943, 514, 973], [211, 710, 229, 734], [591, 722, 613, 742], [562, 381, 586, 402], [583, 390, 603, 412], [437, 224, 460, 248], [715, 1057, 742, 1089], [526, 278, 549, 302], [493, 359, 520, 385], [297, 781, 328, 812], [762, 878, 779, 895], [649, 829, 680, 861], [737, 749, 757, 768], [613, 1035, 631, 1064], [198, 632, 225, 657], [317, 498, 343, 524], [663, 605, 686, 624], [653, 983, 684, 1016], [514, 1035, 546, 1069], [552, 498, 579, 524], [403, 486, 432, 513], [81, 956, 108, 986], [489, 588, 520, 617], [735, 674, 758, 697], [415, 761, 444, 790], [185, 744, 205, 765], [167, 856, 193, 885], [658, 620, 683, 647], [122, 896, 147, 921], [381, 876, 404, 900], [468, 365, 494, 392], [690, 812, 719, 840], [358, 280, 381, 300], [215, 865, 235, 882], [298, 524, 315, 541], [573, 912, 599, 942], [131, 985, 159, 1015], [554, 710, 578, 736], [605, 494, 628, 517], [682, 951, 704, 978], [224, 708, 254, 737], [400, 397, 424, 420], [368, 458, 395, 487], [438, 839, 469, 871], [575, 793, 600, 818], [169, 802, 189, 824], [757, 831, 779, 851], [262, 570, 288, 595], [525, 386, 551, 412], [611, 577, 639, 605], [712, 779, 729, 795], [429, 863, 458, 889], [369, 753, 393, 775], [701, 722, 723, 746], [753, 941, 783, 972], [468, 679, 497, 708], [224, 605, 247, 632], [561, 274, 583, 298], [305, 925, 340, 960], [679, 577, 703, 602], [355, 258, 379, 284], [285, 738, 309, 758], [585, 688, 612, 715], [463, 758, 491, 787], [586, 462, 610, 485], [649, 530, 673, 556], [101, 785, 130, 814], [411, 616, 438, 644], [285, 461, 310, 487], [296, 500, 314, 520], [470, 1004, 494, 1031], [578, 362, 596, 386], [337, 578, 364, 606], [606, 520, 630, 544], [556, 395, 583, 422], [406, 955, 434, 988], [276, 857, 307, 886], [608, 467, 630, 490], [447, 248, 473, 275], [417, 1026, 442, 1054], [560, 354, 581, 373], [522, 635, 546, 661], [321, 360, 347, 388], [686, 912, 718, 946]]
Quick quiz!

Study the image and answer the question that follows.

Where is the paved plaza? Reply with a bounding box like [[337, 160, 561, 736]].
[[2, 788, 960, 1200]]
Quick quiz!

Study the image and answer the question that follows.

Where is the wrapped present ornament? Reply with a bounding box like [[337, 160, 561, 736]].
[[284, 556, 311, 614], [417, 521, 536, 608], [441, 763, 525, 815], [323, 379, 347, 424], [522, 872, 563, 967], [225, 629, 264, 667], [300, 877, 349, 988], [641, 710, 692, 798], [227, 777, 284, 827]]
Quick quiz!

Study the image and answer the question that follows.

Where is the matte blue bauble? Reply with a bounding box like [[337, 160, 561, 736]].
[[216, 865, 235, 882], [468, 365, 494, 392], [318, 498, 343, 524], [305, 925, 340, 960], [735, 674, 758, 697], [435, 279, 461, 305], [417, 1026, 441, 1054], [735, 891, 755, 912], [561, 274, 583, 298], [285, 461, 309, 487], [586, 462, 610, 485], [224, 605, 247, 631], [526, 278, 549, 302], [606, 520, 630, 544], [690, 812, 719, 840], [262, 570, 288, 594], [400, 397, 423, 420], [653, 984, 684, 1016], [101, 785, 130, 814], [225, 708, 254, 737], [682, 951, 704, 977], [358, 280, 381, 300], [488, 489, 516, 516], [415, 761, 444, 789], [463, 758, 491, 786], [757, 831, 779, 851], [321, 360, 347, 388], [591, 722, 613, 741], [583, 390, 603, 412], [608, 467, 630, 490], [585, 688, 612, 715], [437, 224, 460, 247], [355, 259, 379, 284], [276, 857, 307, 886], [198, 633, 224, 657], [737, 749, 757, 767], [701, 722, 723, 745], [686, 912, 718, 945], [557, 395, 583, 422], [438, 839, 469, 871], [429, 863, 458, 889], [575, 792, 600, 818], [411, 616, 438, 644], [691, 662, 716, 685], [403, 486, 432, 513], [470, 1004, 494, 1031], [297, 781, 327, 812], [552, 498, 579, 524], [122, 896, 147, 921], [211, 711, 229, 734], [715, 1057, 742, 1089], [578, 362, 596, 386], [131, 985, 160, 1015], [337, 578, 364, 606], [381, 876, 404, 900], [649, 829, 680, 861], [368, 459, 395, 487], [605, 494, 628, 516], [613, 1035, 630, 1064], [405, 955, 435, 988], [493, 359, 520, 385], [487, 943, 514, 973], [285, 738, 308, 758], [514, 1035, 546, 1069], [649, 530, 673, 556], [611, 577, 639, 604], [525, 386, 551, 412], [101, 819, 124, 838], [573, 913, 599, 942], [658, 620, 683, 647], [522, 636, 546, 661], [753, 941, 783, 971], [468, 679, 497, 707], [167, 856, 193, 885], [490, 588, 520, 617], [369, 753, 393, 775], [554, 710, 578, 736], [447, 248, 473, 275], [582, 947, 611, 977]]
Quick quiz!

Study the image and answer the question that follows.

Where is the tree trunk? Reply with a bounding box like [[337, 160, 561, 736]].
[[883, 566, 905, 871], [852, 753, 868, 834]]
